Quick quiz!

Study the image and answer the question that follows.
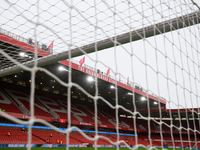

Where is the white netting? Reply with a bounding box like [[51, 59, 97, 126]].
[[0, 0, 200, 150]]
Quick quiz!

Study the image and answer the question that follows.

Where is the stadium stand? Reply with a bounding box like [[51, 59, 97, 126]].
[[0, 127, 144, 146], [0, 84, 200, 148]]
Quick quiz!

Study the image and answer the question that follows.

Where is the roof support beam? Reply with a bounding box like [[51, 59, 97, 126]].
[[0, 11, 200, 77]]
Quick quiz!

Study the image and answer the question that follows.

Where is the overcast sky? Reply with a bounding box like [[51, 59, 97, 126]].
[[1, 0, 200, 110]]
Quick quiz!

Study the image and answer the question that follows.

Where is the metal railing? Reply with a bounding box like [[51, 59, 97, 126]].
[[0, 28, 50, 53]]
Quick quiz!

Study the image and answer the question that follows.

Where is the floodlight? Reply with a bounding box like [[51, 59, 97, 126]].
[[110, 85, 115, 89], [127, 92, 133, 95], [19, 52, 26, 57], [87, 76, 94, 82], [141, 97, 147, 101], [58, 66, 68, 71], [58, 66, 65, 71]]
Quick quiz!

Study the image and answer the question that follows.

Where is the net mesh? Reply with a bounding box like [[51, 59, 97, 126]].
[[0, 0, 200, 150]]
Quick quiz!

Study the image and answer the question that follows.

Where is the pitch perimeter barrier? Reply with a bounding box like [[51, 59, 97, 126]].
[[0, 123, 135, 136]]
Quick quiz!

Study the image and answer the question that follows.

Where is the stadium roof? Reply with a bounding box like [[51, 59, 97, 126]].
[[0, 28, 167, 116]]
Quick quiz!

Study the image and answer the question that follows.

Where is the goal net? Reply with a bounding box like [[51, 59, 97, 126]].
[[0, 0, 200, 149]]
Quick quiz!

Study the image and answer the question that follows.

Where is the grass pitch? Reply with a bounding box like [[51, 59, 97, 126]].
[[0, 148, 185, 150], [0, 148, 131, 150]]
